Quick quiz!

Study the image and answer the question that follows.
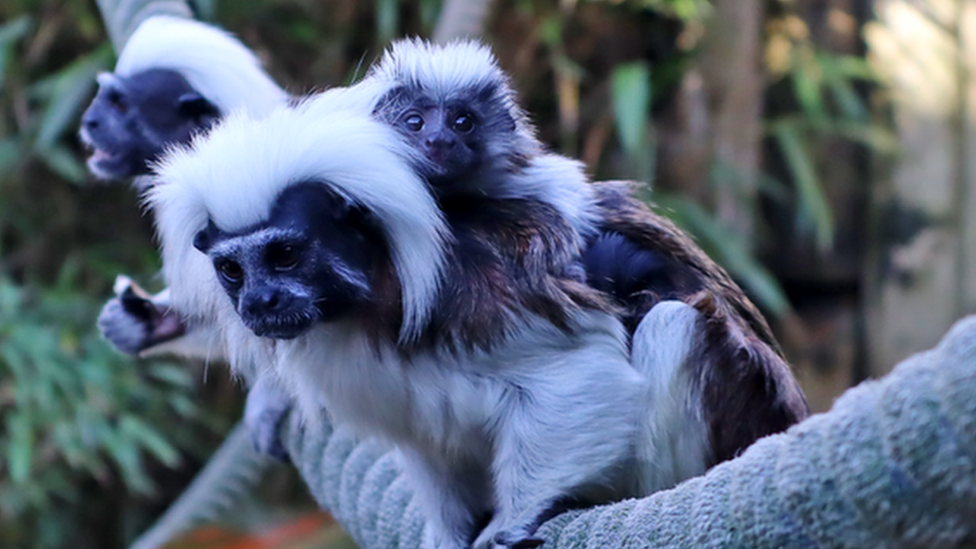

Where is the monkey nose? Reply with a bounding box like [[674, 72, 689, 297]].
[[425, 135, 456, 150], [82, 111, 100, 130], [245, 288, 286, 315]]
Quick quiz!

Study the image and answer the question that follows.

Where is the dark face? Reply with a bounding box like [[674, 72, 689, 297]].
[[79, 69, 220, 180], [374, 83, 518, 191], [193, 183, 380, 340]]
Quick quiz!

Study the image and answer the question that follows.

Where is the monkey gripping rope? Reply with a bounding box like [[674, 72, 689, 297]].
[[285, 310, 976, 549]]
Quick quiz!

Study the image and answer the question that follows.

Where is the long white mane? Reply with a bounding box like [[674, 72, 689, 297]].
[[115, 16, 287, 117], [149, 88, 449, 344]]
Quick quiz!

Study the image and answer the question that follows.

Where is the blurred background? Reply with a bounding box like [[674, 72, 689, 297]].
[[0, 0, 973, 547]]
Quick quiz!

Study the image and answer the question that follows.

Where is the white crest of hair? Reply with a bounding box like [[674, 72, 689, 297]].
[[366, 38, 536, 136], [115, 16, 287, 117], [149, 88, 449, 343], [369, 38, 499, 98], [502, 153, 601, 240]]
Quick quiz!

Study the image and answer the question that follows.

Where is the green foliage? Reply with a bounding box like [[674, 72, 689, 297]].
[[0, 4, 228, 548], [0, 276, 205, 549], [766, 44, 895, 253], [611, 62, 655, 184]]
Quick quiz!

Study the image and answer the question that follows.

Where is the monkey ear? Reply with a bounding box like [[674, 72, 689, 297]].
[[193, 220, 220, 253], [96, 72, 124, 91], [178, 92, 220, 121]]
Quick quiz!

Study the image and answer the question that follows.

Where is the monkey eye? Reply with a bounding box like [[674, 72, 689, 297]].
[[268, 243, 299, 271], [452, 112, 476, 134], [403, 114, 424, 132], [106, 90, 128, 113], [215, 259, 244, 285]]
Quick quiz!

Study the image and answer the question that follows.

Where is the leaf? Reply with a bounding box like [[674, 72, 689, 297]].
[[771, 121, 834, 252], [0, 15, 32, 89], [36, 145, 88, 184], [0, 138, 23, 180], [611, 62, 652, 158], [822, 120, 899, 153], [790, 49, 826, 123], [376, 0, 399, 46], [120, 415, 182, 467], [611, 62, 654, 181], [0, 15, 32, 46], [190, 0, 217, 20], [34, 45, 112, 151], [819, 53, 868, 121], [6, 412, 35, 483], [148, 364, 195, 388], [420, 0, 442, 32]]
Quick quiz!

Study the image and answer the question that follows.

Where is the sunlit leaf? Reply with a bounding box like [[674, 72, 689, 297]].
[[832, 54, 883, 81], [790, 50, 826, 123], [819, 53, 868, 121], [821, 120, 899, 153]]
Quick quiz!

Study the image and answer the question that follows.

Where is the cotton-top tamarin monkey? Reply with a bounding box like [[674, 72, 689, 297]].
[[85, 14, 287, 359], [361, 39, 810, 485], [81, 14, 295, 455], [149, 91, 656, 549]]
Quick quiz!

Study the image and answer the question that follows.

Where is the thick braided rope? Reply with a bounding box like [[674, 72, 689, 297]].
[[285, 314, 976, 549]]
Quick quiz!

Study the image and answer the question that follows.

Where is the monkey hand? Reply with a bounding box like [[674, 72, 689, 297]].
[[98, 275, 186, 355], [473, 510, 550, 549], [244, 374, 293, 461]]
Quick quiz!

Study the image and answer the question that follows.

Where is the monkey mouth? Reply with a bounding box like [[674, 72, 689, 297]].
[[80, 129, 128, 180], [244, 316, 316, 340]]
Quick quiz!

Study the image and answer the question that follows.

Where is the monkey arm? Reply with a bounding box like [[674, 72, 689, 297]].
[[283, 304, 976, 549]]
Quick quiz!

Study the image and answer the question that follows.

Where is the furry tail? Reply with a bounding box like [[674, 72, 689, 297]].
[[129, 421, 276, 549], [629, 301, 711, 496]]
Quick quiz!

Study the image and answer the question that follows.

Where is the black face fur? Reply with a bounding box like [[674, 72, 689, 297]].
[[192, 183, 381, 339], [79, 69, 220, 180], [373, 82, 523, 195]]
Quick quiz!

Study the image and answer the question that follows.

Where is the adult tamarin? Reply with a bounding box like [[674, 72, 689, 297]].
[[149, 92, 651, 549], [81, 14, 293, 454], [362, 39, 809, 488]]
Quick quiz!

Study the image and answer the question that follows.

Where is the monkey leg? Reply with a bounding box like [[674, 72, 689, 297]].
[[244, 373, 293, 461], [629, 300, 711, 495], [396, 447, 492, 549], [474, 350, 644, 549]]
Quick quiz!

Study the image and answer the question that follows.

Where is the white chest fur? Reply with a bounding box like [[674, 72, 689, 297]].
[[272, 311, 638, 454]]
